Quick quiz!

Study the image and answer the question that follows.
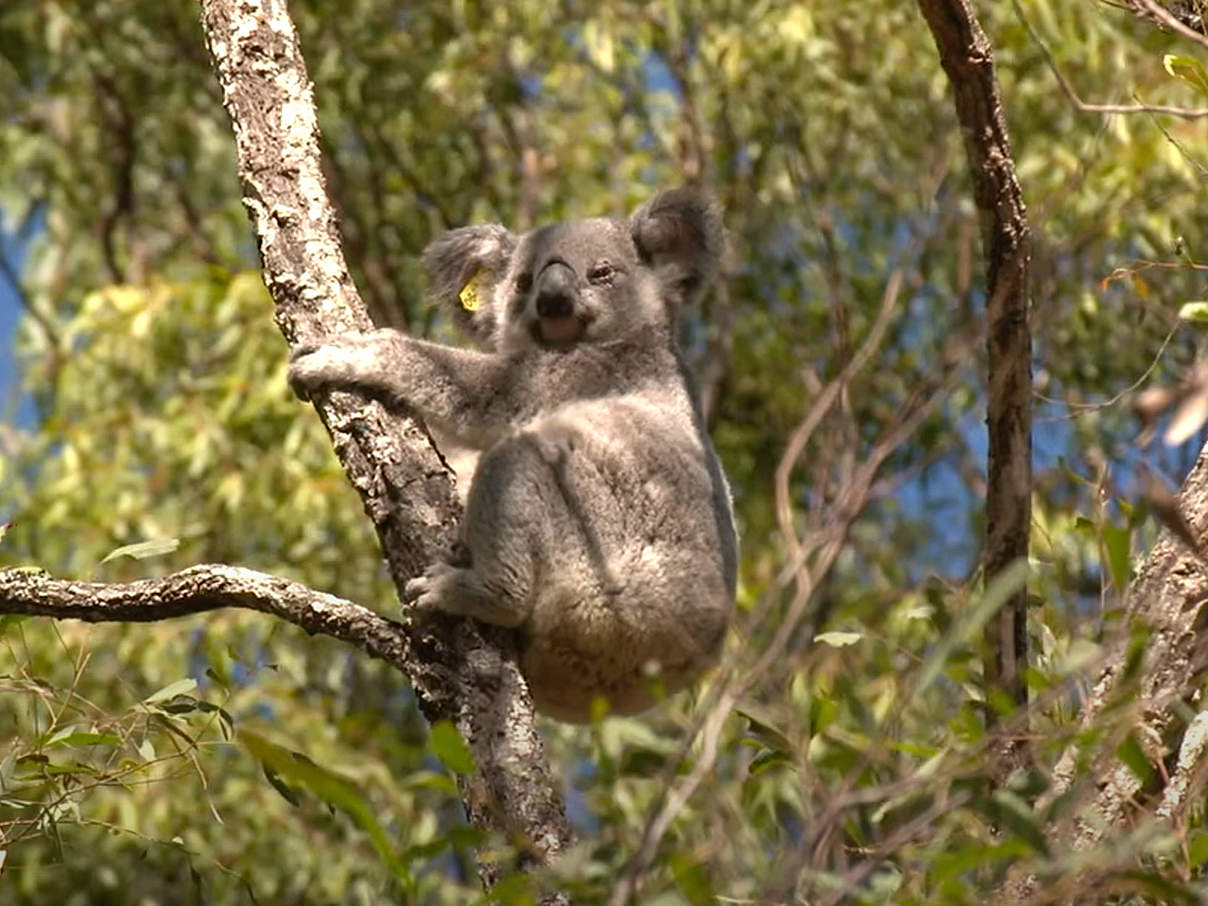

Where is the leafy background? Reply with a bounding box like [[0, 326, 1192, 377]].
[[2, 0, 1208, 903]]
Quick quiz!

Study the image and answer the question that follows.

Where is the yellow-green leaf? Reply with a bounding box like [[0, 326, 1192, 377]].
[[1164, 54, 1208, 96], [100, 537, 180, 564]]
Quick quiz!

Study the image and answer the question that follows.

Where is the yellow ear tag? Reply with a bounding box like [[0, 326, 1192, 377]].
[[459, 272, 485, 312]]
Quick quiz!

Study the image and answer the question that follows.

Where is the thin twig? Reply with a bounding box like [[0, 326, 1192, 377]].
[[773, 269, 905, 566]]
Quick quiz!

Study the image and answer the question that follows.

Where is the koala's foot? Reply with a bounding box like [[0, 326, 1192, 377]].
[[405, 561, 527, 629], [404, 561, 461, 613]]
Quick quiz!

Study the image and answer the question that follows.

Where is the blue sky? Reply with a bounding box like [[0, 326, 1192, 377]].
[[1, 280, 24, 420], [1, 229, 37, 434]]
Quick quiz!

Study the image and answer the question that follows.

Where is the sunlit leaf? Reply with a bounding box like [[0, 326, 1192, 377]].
[[99, 537, 180, 564], [43, 730, 122, 749], [143, 678, 198, 705], [1177, 301, 1208, 324], [1164, 54, 1208, 96], [814, 630, 862, 647]]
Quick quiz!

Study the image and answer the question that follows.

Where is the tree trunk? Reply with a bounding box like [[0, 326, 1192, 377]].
[[198, 0, 573, 895]]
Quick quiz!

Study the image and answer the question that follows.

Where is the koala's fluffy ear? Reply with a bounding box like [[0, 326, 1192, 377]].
[[423, 225, 517, 341], [630, 188, 722, 307]]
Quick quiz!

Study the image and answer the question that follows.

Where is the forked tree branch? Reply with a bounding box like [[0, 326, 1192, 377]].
[[1015, 0, 1208, 119], [1109, 0, 1208, 49]]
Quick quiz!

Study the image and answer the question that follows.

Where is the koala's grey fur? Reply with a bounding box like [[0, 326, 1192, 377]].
[[289, 188, 737, 722]]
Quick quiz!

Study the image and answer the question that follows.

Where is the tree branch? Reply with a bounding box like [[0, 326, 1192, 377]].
[[1110, 0, 1208, 50], [196, 0, 572, 894], [1016, 0, 1208, 119], [917, 0, 1033, 739], [0, 565, 409, 665]]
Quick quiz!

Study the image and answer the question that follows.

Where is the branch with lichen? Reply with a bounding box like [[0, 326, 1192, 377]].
[[0, 564, 410, 665]]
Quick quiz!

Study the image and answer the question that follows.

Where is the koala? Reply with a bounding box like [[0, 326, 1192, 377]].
[[288, 188, 737, 722]]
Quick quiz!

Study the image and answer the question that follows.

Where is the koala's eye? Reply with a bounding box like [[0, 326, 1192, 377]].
[[587, 261, 615, 285], [514, 272, 533, 293]]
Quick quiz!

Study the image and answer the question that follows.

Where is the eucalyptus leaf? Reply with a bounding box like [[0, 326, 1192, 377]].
[[99, 538, 180, 564]]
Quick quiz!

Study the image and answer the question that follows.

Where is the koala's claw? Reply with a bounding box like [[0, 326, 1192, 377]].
[[289, 343, 321, 360], [403, 574, 430, 606], [288, 345, 350, 399], [288, 346, 322, 399], [404, 562, 460, 615]]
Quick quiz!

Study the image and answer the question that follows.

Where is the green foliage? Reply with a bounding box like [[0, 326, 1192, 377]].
[[426, 721, 476, 777], [2, 0, 1208, 903]]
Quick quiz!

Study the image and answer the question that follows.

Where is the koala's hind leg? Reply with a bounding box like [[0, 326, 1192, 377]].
[[406, 439, 545, 629], [405, 562, 528, 627]]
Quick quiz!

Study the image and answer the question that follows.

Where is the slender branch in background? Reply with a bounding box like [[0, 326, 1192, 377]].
[[196, 0, 572, 895], [363, 117, 459, 230], [917, 0, 1033, 750], [698, 277, 734, 428], [316, 130, 403, 329], [773, 271, 903, 560], [659, 36, 734, 426], [93, 72, 137, 283]]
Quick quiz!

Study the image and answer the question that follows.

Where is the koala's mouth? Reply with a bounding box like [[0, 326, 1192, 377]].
[[535, 314, 586, 348]]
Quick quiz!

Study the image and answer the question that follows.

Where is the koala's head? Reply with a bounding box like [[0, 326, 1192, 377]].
[[423, 188, 721, 353]]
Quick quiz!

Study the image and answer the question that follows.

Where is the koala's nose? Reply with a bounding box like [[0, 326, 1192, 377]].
[[535, 262, 577, 318]]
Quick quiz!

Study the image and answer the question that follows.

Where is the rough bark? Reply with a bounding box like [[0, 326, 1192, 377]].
[[993, 447, 1208, 902], [917, 0, 1033, 727], [0, 565, 410, 664], [1054, 451, 1208, 837], [196, 0, 572, 893]]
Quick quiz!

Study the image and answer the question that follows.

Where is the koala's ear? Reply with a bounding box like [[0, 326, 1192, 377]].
[[630, 188, 722, 307], [423, 224, 517, 340]]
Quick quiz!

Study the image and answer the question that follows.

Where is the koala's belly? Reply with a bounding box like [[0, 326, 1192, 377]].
[[521, 604, 722, 722], [520, 560, 730, 722], [472, 401, 735, 720]]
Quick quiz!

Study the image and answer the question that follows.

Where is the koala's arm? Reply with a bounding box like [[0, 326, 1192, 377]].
[[289, 330, 524, 448]]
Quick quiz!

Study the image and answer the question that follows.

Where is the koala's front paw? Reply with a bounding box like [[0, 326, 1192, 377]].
[[287, 340, 361, 399], [404, 562, 462, 616]]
